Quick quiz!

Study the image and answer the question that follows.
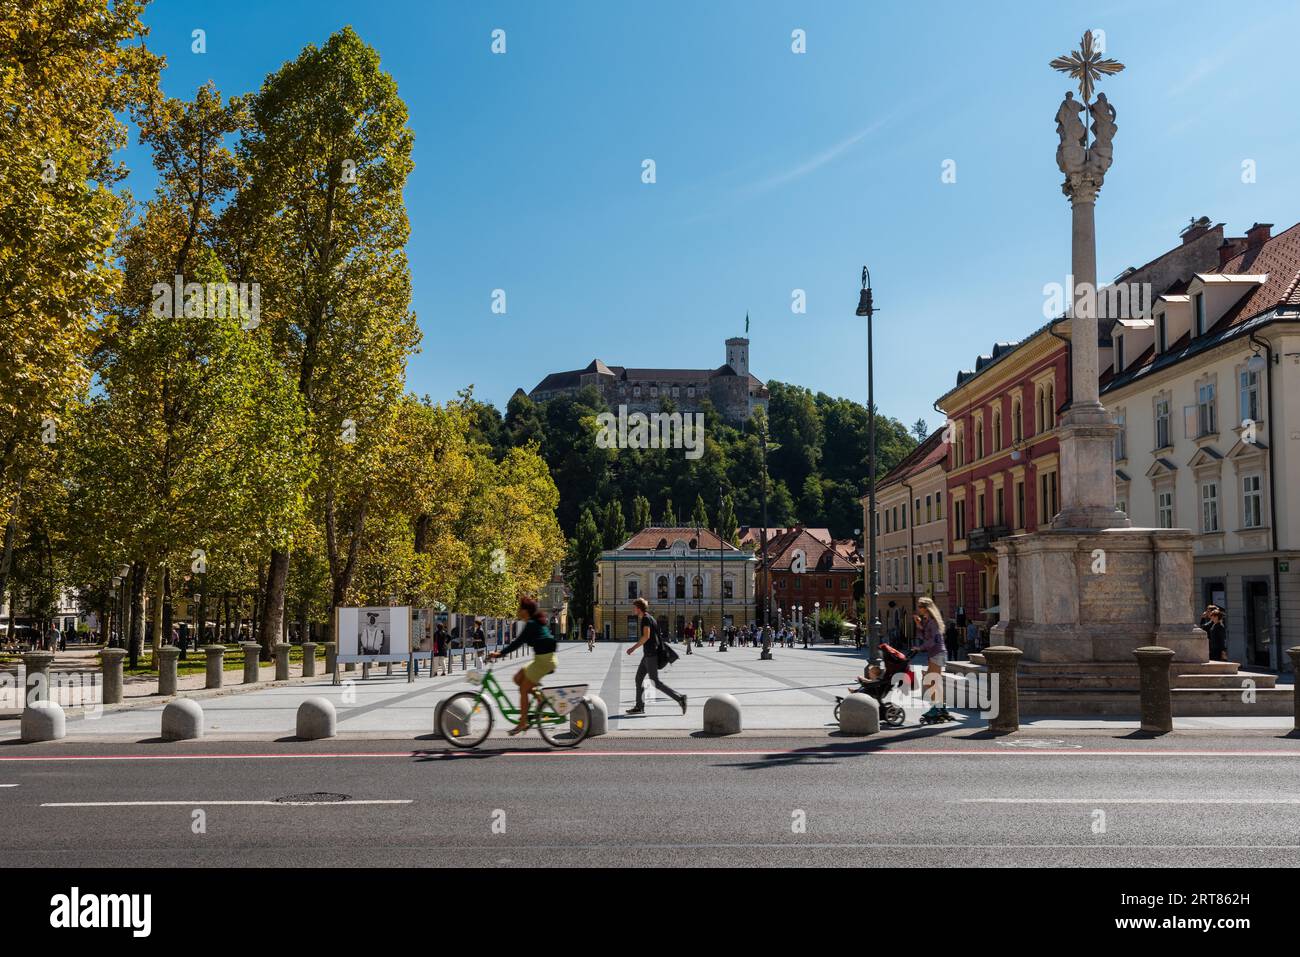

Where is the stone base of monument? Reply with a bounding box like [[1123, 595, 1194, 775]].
[[993, 526, 1207, 661], [949, 656, 1291, 716], [979, 525, 1294, 715]]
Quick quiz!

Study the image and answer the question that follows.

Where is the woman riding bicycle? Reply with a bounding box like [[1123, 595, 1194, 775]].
[[486, 596, 557, 736]]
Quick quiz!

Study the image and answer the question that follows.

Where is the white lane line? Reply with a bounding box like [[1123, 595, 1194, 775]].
[[41, 799, 413, 808], [961, 795, 1300, 806], [0, 784, 18, 787]]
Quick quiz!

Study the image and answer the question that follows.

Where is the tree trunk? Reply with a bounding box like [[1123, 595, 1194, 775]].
[[258, 550, 289, 661], [129, 561, 146, 669], [149, 565, 164, 665], [0, 475, 24, 619]]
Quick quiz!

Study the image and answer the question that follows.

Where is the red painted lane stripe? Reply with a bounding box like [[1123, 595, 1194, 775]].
[[0, 748, 1296, 762]]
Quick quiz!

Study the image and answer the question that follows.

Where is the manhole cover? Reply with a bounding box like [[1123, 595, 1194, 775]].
[[274, 792, 350, 804]]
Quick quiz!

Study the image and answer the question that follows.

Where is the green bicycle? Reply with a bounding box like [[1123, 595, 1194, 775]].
[[438, 667, 591, 748]]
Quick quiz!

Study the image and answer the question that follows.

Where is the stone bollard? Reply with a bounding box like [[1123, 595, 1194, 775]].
[[324, 641, 338, 675], [302, 642, 318, 678], [1289, 647, 1300, 732], [981, 645, 1023, 734], [161, 699, 204, 740], [703, 693, 742, 735], [100, 647, 127, 705], [838, 693, 880, 735], [157, 645, 181, 696], [1134, 646, 1176, 734], [21, 700, 65, 742], [201, 644, 225, 689], [578, 694, 608, 737], [274, 642, 291, 681], [22, 651, 55, 705], [240, 642, 261, 684], [296, 697, 336, 740]]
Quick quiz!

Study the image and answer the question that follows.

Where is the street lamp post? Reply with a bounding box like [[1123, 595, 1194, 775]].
[[857, 267, 883, 655]]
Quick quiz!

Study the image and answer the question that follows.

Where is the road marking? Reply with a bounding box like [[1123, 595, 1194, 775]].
[[962, 798, 1300, 804], [0, 783, 18, 787], [1, 747, 1298, 762], [40, 799, 413, 807]]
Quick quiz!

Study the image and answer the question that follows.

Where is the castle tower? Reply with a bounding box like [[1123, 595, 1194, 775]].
[[725, 337, 749, 378]]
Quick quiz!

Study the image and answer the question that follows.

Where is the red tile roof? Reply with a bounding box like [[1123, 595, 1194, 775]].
[[617, 527, 737, 551]]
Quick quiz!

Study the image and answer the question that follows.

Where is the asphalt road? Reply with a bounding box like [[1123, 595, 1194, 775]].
[[3, 731, 1299, 867]]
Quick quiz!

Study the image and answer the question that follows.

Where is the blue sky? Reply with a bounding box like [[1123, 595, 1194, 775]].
[[126, 0, 1300, 432]]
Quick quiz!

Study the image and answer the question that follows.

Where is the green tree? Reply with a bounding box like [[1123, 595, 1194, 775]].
[[798, 474, 824, 526], [562, 507, 601, 633], [602, 499, 626, 550], [690, 494, 710, 530], [912, 418, 929, 442], [661, 498, 677, 527], [717, 494, 738, 545], [239, 27, 419, 653], [632, 494, 651, 533]]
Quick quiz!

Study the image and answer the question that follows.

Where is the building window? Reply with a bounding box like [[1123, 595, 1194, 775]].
[[627, 580, 638, 599], [1155, 396, 1171, 449], [1114, 410, 1126, 460], [1012, 399, 1023, 442], [1193, 292, 1206, 336], [1015, 480, 1025, 528], [901, 503, 907, 529], [723, 579, 734, 600], [992, 409, 1002, 451], [976, 420, 984, 459], [935, 491, 942, 519], [925, 494, 933, 523], [1115, 335, 1125, 373], [995, 486, 1005, 525], [1116, 497, 1127, 516], [1157, 490, 1174, 529], [1239, 369, 1261, 424], [977, 491, 986, 528], [916, 554, 922, 583], [954, 499, 967, 540], [657, 576, 669, 599], [633, 386, 642, 398], [1197, 382, 1217, 436], [1243, 475, 1263, 528], [1157, 314, 1167, 352], [674, 576, 686, 599], [926, 553, 935, 586], [1038, 471, 1059, 525], [1200, 481, 1219, 532], [915, 498, 921, 523], [901, 557, 908, 586], [693, 575, 703, 599], [687, 386, 695, 397], [937, 551, 944, 583]]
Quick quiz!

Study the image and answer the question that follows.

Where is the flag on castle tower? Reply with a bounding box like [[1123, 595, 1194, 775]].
[[744, 312, 749, 334]]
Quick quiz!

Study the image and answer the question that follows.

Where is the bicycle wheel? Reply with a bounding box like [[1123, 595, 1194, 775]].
[[439, 692, 493, 748], [535, 698, 590, 748]]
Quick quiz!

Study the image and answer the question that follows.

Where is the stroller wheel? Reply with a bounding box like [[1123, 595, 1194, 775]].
[[883, 703, 906, 727], [833, 701, 842, 723]]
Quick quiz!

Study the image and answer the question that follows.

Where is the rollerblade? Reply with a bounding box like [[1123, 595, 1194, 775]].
[[919, 705, 954, 725]]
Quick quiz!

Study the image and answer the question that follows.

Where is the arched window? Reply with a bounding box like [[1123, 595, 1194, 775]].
[[1036, 385, 1046, 434], [692, 575, 703, 599], [1046, 383, 1055, 428], [657, 576, 669, 600], [626, 579, 638, 599], [992, 409, 1002, 451], [1013, 399, 1023, 442], [976, 420, 984, 459], [675, 576, 686, 599]]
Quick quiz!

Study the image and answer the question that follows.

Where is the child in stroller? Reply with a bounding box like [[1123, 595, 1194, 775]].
[[834, 643, 918, 727]]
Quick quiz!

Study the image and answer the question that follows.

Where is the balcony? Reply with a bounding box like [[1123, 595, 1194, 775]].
[[964, 525, 1010, 555]]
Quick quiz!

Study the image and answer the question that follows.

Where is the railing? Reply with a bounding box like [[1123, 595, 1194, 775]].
[[965, 525, 1011, 552]]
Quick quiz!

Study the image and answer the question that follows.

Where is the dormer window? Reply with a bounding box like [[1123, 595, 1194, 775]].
[[1115, 335, 1125, 372], [1157, 314, 1167, 352], [1193, 292, 1206, 336]]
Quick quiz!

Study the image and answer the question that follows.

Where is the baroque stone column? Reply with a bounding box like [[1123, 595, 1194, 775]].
[[1053, 130, 1129, 531]]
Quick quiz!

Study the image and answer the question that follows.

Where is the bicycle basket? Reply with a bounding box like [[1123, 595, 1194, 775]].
[[543, 684, 590, 715]]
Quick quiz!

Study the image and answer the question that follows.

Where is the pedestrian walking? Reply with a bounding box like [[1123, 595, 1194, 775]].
[[586, 623, 596, 651], [916, 596, 951, 721], [626, 597, 686, 715]]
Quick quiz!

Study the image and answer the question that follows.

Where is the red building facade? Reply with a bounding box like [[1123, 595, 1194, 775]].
[[935, 329, 1067, 627]]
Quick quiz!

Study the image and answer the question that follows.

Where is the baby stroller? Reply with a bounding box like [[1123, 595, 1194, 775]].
[[834, 643, 918, 727]]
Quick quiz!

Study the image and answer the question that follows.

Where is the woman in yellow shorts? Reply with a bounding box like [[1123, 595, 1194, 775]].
[[486, 596, 557, 736]]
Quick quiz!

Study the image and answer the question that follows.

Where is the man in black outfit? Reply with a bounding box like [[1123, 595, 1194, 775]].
[[626, 597, 686, 715]]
